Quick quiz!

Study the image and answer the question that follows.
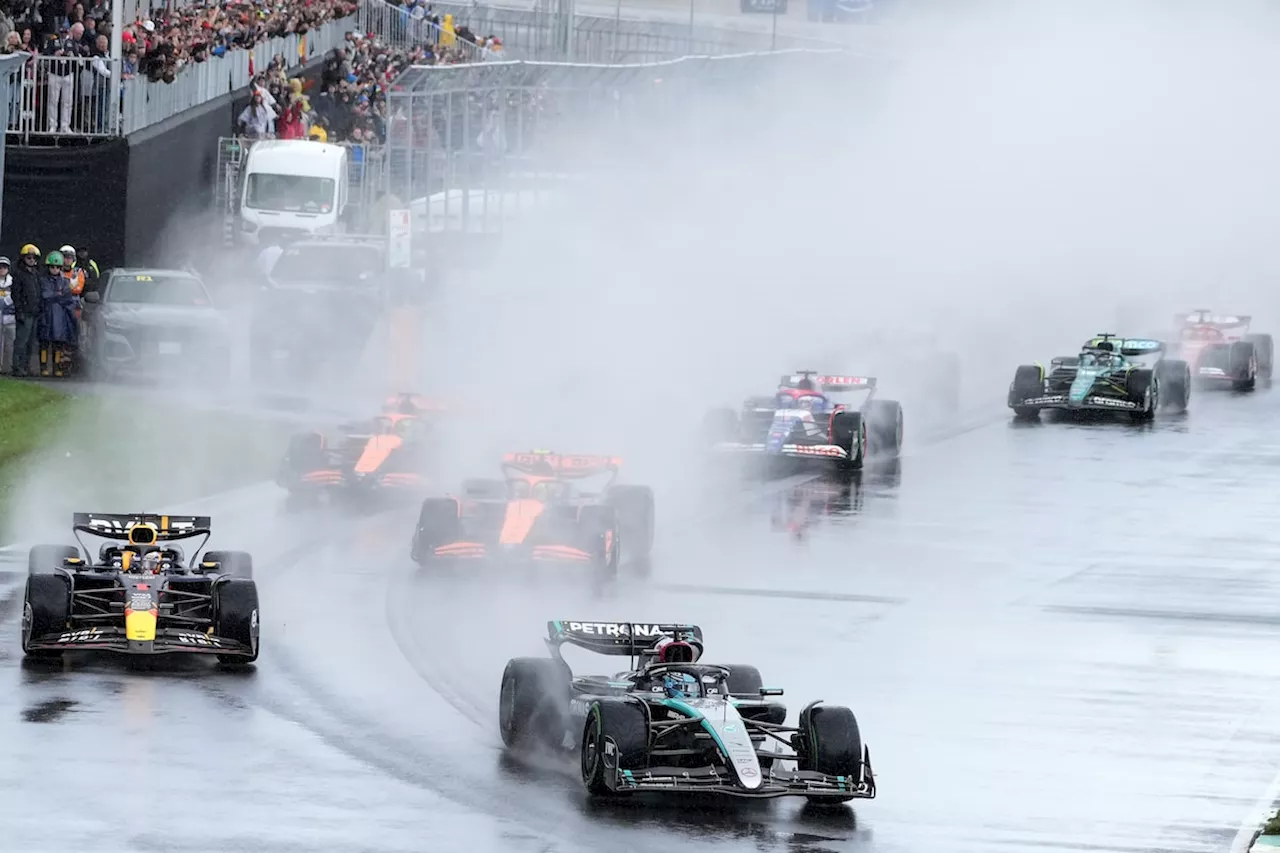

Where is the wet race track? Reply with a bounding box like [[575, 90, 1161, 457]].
[[6, 386, 1280, 853]]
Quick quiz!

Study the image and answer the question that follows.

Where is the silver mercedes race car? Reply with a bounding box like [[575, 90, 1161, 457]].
[[499, 620, 876, 802]]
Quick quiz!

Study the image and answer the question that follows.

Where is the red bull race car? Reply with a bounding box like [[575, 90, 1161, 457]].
[[1165, 310, 1273, 391], [410, 450, 655, 577], [277, 393, 437, 507], [704, 371, 903, 471], [21, 513, 259, 665]]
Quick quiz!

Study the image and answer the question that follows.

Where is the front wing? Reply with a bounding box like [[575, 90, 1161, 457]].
[[1010, 393, 1141, 412], [26, 626, 254, 657], [427, 541, 597, 565], [712, 441, 851, 461], [609, 752, 876, 800]]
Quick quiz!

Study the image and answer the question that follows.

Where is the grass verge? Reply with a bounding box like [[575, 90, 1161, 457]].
[[0, 379, 297, 543]]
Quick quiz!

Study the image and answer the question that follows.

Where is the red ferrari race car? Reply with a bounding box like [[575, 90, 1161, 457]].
[[410, 450, 655, 578], [1165, 310, 1273, 391]]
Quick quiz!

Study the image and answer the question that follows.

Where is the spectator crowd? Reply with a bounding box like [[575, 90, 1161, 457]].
[[236, 21, 503, 144], [0, 0, 505, 134]]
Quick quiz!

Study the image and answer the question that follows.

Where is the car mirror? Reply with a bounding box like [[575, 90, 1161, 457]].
[[83, 291, 101, 304], [759, 687, 784, 697]]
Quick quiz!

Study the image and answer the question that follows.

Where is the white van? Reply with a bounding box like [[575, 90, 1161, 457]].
[[239, 141, 349, 247]]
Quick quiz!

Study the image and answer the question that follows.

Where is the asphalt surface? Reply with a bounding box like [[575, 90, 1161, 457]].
[[5, 387, 1280, 852]]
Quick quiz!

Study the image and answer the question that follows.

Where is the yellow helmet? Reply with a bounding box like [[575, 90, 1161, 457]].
[[20, 243, 39, 257]]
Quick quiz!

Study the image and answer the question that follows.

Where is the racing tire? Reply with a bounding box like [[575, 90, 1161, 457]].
[[581, 699, 649, 797], [21, 574, 70, 658], [1156, 359, 1191, 412], [1126, 369, 1158, 421], [1246, 333, 1274, 378], [578, 505, 620, 581], [723, 663, 764, 697], [865, 399, 903, 458], [282, 432, 327, 485], [830, 411, 866, 471], [213, 578, 260, 665], [1230, 340, 1257, 392], [27, 544, 80, 575], [703, 407, 740, 445], [1009, 364, 1043, 419], [796, 703, 864, 803], [498, 657, 572, 751], [204, 550, 254, 580], [604, 485, 655, 561], [411, 497, 461, 565], [461, 478, 507, 500]]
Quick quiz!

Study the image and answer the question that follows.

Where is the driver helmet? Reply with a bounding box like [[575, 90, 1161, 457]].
[[141, 551, 163, 573], [661, 671, 700, 700]]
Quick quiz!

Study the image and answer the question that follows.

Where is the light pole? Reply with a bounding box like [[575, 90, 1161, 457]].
[[770, 0, 778, 50], [688, 0, 694, 47]]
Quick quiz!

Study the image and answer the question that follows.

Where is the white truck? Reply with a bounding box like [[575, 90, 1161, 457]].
[[237, 140, 350, 247]]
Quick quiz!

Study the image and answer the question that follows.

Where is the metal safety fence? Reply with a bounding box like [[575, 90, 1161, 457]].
[[359, 0, 839, 63], [355, 0, 497, 62], [371, 51, 843, 239], [4, 16, 359, 141]]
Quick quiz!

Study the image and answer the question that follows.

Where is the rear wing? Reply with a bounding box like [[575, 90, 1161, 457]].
[[503, 452, 622, 479], [1174, 311, 1251, 329], [779, 371, 876, 393], [72, 513, 211, 540], [548, 620, 703, 661]]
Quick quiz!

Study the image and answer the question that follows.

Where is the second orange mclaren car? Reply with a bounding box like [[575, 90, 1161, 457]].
[[409, 450, 655, 576]]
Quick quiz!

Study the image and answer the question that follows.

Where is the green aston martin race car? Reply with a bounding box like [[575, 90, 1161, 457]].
[[1008, 334, 1191, 420]]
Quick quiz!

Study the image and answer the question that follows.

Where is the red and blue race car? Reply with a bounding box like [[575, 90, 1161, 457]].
[[704, 371, 903, 471]]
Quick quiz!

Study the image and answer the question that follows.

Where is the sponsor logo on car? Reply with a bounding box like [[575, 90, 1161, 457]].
[[567, 622, 666, 637], [57, 627, 101, 644], [1086, 396, 1137, 409]]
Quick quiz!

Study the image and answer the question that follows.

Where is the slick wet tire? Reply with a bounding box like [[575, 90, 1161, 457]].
[[865, 399, 903, 458], [22, 574, 69, 658], [285, 431, 327, 476], [1231, 341, 1257, 391], [27, 544, 80, 575], [703, 407, 740, 445], [604, 485, 655, 561], [830, 411, 866, 471], [204, 550, 254, 580], [214, 578, 260, 664], [499, 657, 572, 750], [1010, 365, 1044, 419], [797, 704, 864, 803], [581, 699, 649, 796], [1126, 369, 1157, 421], [1246, 333, 1274, 378], [723, 663, 764, 697], [578, 505, 620, 580], [1155, 359, 1190, 412], [411, 498, 461, 564]]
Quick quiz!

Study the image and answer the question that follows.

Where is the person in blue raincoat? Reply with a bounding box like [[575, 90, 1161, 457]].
[[38, 250, 78, 377]]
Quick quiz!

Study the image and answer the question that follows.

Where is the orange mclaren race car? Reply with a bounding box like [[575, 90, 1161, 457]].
[[409, 450, 655, 576], [277, 394, 438, 507]]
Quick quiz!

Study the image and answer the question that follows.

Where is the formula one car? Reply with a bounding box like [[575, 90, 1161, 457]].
[[21, 513, 260, 664], [410, 451, 654, 576], [1164, 310, 1273, 391], [277, 393, 435, 506], [499, 620, 876, 802], [705, 371, 903, 470], [1008, 334, 1190, 420]]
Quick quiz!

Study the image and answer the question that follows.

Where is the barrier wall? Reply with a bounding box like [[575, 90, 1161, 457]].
[[2, 140, 129, 265], [2, 59, 326, 268]]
